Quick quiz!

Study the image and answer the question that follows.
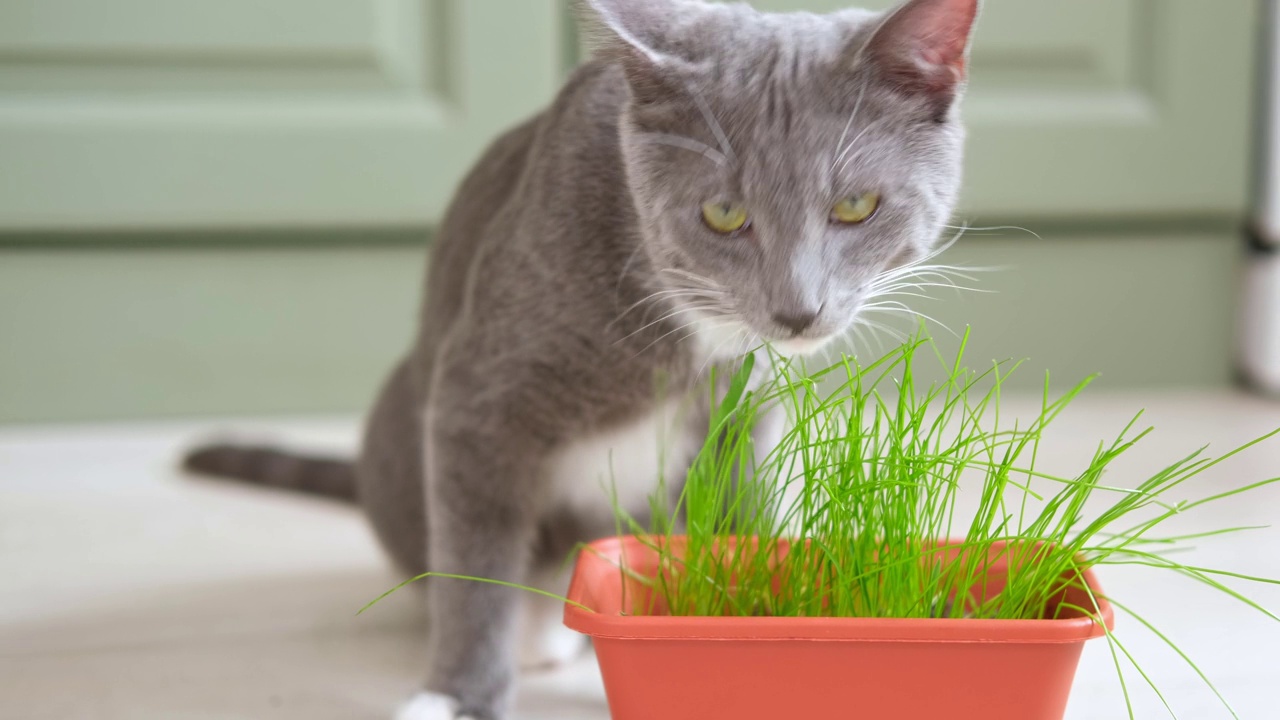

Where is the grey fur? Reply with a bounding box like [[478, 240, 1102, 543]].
[[184, 1, 979, 717], [184, 444, 357, 501]]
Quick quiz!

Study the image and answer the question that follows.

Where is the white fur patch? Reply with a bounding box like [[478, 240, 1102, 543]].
[[395, 692, 468, 720], [520, 592, 587, 671], [545, 398, 692, 519], [769, 335, 834, 357], [687, 313, 756, 367], [687, 312, 834, 363]]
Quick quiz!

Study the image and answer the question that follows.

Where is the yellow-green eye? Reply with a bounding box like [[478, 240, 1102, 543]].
[[701, 201, 749, 234], [830, 193, 881, 225]]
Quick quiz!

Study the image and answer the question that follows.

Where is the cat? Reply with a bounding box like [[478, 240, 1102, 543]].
[[183, 0, 980, 718]]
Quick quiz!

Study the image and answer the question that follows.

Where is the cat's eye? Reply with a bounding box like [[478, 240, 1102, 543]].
[[830, 193, 881, 225], [701, 201, 749, 235]]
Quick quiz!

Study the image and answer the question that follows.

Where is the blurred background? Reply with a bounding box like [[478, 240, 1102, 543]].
[[0, 0, 1271, 426]]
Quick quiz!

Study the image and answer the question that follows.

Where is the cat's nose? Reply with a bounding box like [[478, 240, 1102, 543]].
[[772, 308, 820, 335]]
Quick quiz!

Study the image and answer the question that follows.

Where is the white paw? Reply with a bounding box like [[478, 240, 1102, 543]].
[[395, 692, 475, 720], [519, 592, 586, 671], [520, 617, 586, 671]]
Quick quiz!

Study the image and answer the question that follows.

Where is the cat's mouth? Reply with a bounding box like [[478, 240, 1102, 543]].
[[766, 335, 836, 358], [682, 306, 837, 361]]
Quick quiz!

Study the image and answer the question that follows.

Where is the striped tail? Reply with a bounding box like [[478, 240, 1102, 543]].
[[182, 444, 358, 502]]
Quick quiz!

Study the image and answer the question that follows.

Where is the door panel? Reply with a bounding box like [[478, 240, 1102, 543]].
[[0, 1, 564, 231], [2, 1, 1257, 230]]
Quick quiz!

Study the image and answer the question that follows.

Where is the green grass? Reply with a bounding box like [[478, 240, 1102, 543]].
[[605, 329, 1280, 718]]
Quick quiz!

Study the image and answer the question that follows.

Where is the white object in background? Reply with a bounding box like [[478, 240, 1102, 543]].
[[1242, 252, 1280, 392], [1260, 0, 1280, 242], [1242, 0, 1280, 393]]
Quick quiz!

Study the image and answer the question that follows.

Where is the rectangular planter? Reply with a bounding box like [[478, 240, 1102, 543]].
[[564, 535, 1114, 720]]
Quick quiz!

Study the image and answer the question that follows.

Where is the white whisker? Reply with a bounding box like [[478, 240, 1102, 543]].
[[634, 132, 727, 167], [861, 306, 956, 338], [942, 223, 1044, 242], [854, 317, 907, 342], [630, 314, 717, 361], [830, 80, 870, 172], [661, 267, 727, 293], [835, 117, 892, 175], [691, 92, 736, 165], [695, 325, 744, 377], [613, 302, 720, 347], [608, 287, 724, 330]]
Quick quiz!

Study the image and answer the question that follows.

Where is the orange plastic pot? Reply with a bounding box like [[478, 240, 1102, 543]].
[[564, 535, 1114, 720]]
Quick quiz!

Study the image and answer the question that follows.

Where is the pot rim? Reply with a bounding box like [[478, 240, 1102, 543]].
[[564, 535, 1115, 643]]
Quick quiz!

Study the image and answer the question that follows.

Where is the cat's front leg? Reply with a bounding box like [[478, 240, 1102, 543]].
[[398, 374, 550, 720]]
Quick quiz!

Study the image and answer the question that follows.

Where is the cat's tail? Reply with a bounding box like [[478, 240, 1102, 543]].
[[182, 444, 358, 502]]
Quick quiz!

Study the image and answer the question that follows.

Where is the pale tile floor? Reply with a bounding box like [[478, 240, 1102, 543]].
[[3, 391, 1280, 720]]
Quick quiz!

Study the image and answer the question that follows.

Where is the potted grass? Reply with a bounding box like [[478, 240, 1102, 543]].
[[560, 333, 1280, 720], [364, 331, 1280, 719]]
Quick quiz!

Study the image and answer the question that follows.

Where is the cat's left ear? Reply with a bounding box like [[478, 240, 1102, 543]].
[[577, 0, 691, 106], [864, 0, 980, 103]]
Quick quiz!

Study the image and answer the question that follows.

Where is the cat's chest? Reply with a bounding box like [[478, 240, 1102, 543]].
[[544, 399, 698, 518]]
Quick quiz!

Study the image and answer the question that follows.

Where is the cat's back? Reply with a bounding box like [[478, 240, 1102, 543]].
[[417, 60, 630, 349]]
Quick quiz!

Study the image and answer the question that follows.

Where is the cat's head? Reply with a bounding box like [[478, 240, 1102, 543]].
[[584, 0, 979, 357]]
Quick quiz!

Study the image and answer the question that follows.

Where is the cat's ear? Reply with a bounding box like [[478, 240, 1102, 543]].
[[577, 0, 689, 106], [864, 0, 980, 101]]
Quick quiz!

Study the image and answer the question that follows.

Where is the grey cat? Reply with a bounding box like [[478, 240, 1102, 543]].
[[184, 0, 980, 718]]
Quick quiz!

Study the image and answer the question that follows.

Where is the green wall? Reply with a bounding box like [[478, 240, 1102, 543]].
[[0, 226, 1240, 425], [0, 237, 424, 424]]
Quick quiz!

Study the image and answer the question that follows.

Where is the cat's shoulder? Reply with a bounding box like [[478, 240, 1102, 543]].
[[547, 59, 630, 123]]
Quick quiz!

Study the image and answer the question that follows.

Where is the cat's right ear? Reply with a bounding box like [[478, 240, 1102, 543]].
[[859, 0, 981, 111], [577, 0, 689, 106]]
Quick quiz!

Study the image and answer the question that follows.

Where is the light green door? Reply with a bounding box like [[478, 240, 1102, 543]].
[[0, 1, 566, 231], [750, 0, 1258, 217], [0, 2, 1258, 423]]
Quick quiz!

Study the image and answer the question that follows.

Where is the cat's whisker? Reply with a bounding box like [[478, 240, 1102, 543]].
[[866, 268, 988, 294], [830, 81, 870, 171], [613, 302, 722, 347], [660, 267, 728, 294], [831, 10, 910, 174], [635, 132, 728, 167], [850, 324, 872, 355], [618, 287, 717, 311], [632, 276, 730, 327], [875, 262, 984, 278], [932, 224, 969, 255], [870, 254, 967, 278], [694, 325, 746, 378], [736, 333, 761, 369], [834, 116, 892, 175], [609, 288, 725, 331], [690, 91, 737, 165], [613, 243, 649, 301], [845, 321, 885, 355], [853, 316, 907, 343], [861, 306, 957, 338], [676, 314, 740, 352], [630, 313, 721, 362], [942, 223, 1044, 243], [868, 292, 937, 305], [612, 287, 719, 320], [871, 262, 989, 283], [869, 282, 992, 297], [862, 300, 915, 313], [815, 336, 840, 368]]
